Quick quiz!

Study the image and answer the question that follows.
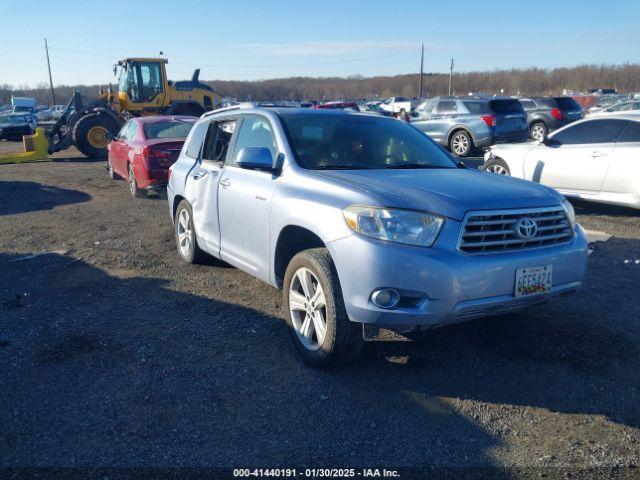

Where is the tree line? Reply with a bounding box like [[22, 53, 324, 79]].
[[2, 63, 639, 106]]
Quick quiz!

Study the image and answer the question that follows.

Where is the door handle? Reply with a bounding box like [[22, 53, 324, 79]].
[[220, 178, 231, 188], [193, 170, 209, 180], [591, 151, 607, 158]]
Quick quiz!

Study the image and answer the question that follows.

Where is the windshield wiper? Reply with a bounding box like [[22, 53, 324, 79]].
[[313, 165, 375, 170], [385, 163, 448, 169]]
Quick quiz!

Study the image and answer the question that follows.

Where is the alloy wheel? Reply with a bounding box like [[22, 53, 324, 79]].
[[177, 209, 193, 258], [289, 267, 328, 351], [487, 163, 509, 175], [531, 124, 546, 141], [452, 133, 469, 156]]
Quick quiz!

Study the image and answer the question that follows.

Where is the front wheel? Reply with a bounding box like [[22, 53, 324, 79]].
[[482, 157, 511, 175], [450, 130, 473, 157], [283, 248, 363, 367]]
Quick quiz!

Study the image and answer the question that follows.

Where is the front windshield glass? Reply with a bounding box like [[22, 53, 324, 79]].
[[281, 113, 456, 170]]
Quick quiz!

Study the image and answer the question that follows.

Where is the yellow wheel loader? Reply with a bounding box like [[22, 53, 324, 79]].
[[47, 58, 221, 158]]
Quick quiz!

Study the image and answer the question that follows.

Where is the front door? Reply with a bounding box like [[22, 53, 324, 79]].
[[524, 119, 627, 193], [218, 115, 280, 281]]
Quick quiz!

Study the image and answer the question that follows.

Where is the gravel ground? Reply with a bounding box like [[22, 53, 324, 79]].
[[1, 146, 639, 478]]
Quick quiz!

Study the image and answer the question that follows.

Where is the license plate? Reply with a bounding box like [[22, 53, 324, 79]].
[[515, 265, 552, 297]]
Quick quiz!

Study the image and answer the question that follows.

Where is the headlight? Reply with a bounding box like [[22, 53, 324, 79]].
[[343, 206, 444, 247], [562, 198, 576, 230]]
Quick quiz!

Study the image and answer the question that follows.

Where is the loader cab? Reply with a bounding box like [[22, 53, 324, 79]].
[[116, 58, 168, 112]]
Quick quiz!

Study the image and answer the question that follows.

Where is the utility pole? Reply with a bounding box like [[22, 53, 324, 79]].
[[44, 38, 56, 104], [448, 58, 454, 96], [418, 43, 424, 99]]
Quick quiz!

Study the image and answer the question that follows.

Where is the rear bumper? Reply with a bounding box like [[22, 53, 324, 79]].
[[136, 167, 169, 189], [474, 130, 528, 147]]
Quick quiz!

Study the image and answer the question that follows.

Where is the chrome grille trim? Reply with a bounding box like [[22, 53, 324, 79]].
[[457, 206, 573, 254]]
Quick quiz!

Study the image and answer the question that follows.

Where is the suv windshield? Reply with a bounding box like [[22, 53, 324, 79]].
[[143, 120, 194, 139], [281, 113, 456, 170]]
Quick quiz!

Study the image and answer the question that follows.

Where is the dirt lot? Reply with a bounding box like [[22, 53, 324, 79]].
[[1, 145, 639, 478]]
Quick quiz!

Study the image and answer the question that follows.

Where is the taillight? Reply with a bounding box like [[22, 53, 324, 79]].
[[481, 115, 496, 127], [142, 146, 173, 167], [551, 108, 563, 120]]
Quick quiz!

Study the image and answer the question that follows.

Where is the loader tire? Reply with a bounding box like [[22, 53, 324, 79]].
[[73, 113, 119, 159]]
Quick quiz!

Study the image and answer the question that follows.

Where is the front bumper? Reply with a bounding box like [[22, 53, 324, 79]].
[[327, 221, 588, 330]]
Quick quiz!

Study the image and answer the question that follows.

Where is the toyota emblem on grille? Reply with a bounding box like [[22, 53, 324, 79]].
[[515, 217, 538, 239]]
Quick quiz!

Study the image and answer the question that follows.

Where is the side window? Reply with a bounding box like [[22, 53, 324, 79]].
[[185, 120, 209, 159], [618, 121, 640, 143], [519, 100, 535, 110], [230, 116, 277, 165], [435, 100, 457, 114], [202, 120, 237, 162], [551, 119, 629, 145]]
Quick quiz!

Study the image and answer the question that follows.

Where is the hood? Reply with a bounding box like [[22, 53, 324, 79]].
[[313, 168, 562, 221]]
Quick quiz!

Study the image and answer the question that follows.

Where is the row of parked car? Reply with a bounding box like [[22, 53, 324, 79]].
[[102, 101, 639, 366], [408, 95, 584, 156]]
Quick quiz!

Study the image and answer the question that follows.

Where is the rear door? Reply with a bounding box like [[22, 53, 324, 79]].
[[218, 114, 280, 280], [524, 119, 627, 192], [601, 120, 638, 195], [187, 118, 237, 254], [428, 100, 458, 144]]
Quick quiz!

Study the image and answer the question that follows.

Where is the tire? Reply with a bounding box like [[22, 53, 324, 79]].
[[449, 130, 473, 157], [107, 157, 119, 180], [128, 164, 145, 199], [482, 157, 511, 175], [529, 122, 548, 142], [283, 248, 363, 367], [73, 113, 120, 159], [174, 200, 206, 264]]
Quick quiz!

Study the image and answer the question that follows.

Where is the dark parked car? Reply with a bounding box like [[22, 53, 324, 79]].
[[0, 114, 34, 141], [519, 97, 583, 141]]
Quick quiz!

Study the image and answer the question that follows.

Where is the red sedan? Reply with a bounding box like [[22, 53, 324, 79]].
[[107, 116, 196, 198]]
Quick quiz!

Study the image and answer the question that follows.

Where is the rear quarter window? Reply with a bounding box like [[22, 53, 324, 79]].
[[463, 101, 490, 114]]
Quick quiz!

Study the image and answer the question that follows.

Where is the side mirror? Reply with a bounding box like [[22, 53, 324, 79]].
[[236, 146, 277, 173]]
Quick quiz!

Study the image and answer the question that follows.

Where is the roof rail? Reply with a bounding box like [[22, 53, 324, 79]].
[[202, 102, 255, 117]]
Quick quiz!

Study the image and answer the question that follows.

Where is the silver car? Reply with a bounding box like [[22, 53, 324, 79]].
[[411, 96, 529, 157], [168, 107, 588, 366], [483, 114, 640, 209]]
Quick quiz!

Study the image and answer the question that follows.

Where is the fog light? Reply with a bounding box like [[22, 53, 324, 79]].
[[371, 288, 401, 309]]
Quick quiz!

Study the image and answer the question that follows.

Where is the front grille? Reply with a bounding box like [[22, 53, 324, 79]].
[[458, 207, 573, 254]]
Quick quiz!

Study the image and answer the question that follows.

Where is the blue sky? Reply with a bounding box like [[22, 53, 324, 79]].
[[1, 0, 638, 87]]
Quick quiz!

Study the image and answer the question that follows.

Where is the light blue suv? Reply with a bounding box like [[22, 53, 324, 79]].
[[167, 107, 588, 366], [411, 96, 529, 157]]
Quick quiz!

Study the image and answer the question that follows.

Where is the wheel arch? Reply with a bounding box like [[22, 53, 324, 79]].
[[273, 225, 327, 289], [447, 126, 476, 147]]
